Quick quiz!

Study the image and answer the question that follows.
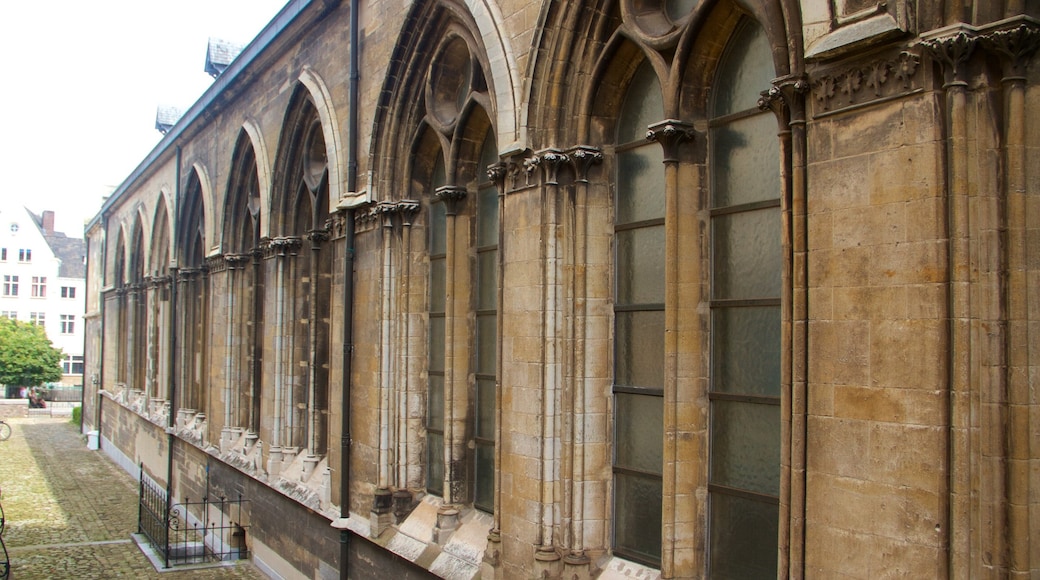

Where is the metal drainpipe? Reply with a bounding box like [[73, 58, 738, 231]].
[[166, 145, 182, 535], [93, 216, 107, 435], [340, 0, 359, 576]]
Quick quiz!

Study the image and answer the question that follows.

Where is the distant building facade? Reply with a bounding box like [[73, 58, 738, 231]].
[[1, 205, 86, 389], [82, 0, 1040, 578]]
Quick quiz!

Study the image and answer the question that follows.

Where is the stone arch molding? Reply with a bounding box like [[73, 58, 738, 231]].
[[462, 0, 523, 153], [297, 66, 344, 209], [187, 161, 218, 258], [240, 118, 275, 241]]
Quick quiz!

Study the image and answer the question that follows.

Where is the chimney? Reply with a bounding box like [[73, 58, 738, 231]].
[[42, 211, 55, 235]]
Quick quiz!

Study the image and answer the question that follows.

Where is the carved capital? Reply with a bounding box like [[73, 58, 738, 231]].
[[537, 149, 568, 185], [760, 75, 809, 123], [921, 30, 978, 86], [397, 200, 421, 226], [566, 146, 603, 183], [980, 23, 1040, 80], [225, 253, 251, 270], [269, 236, 303, 257], [434, 185, 467, 215], [307, 228, 330, 246], [646, 119, 695, 162]]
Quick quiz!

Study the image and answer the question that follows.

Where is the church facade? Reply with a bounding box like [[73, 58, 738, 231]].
[[81, 0, 1040, 578]]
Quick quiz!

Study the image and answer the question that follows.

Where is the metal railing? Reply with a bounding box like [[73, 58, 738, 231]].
[[138, 469, 249, 568], [1, 487, 9, 580]]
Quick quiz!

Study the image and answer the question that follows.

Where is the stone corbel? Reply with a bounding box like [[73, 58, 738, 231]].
[[646, 119, 695, 162], [487, 162, 508, 194]]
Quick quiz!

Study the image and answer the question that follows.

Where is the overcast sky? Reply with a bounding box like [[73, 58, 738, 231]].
[[0, 1, 288, 237]]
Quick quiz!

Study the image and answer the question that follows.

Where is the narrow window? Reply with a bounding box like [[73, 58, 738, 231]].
[[18, 248, 31, 263], [0, 248, 7, 261], [473, 129, 498, 512], [707, 19, 781, 578], [32, 276, 46, 298], [612, 60, 665, 567], [427, 155, 447, 496]]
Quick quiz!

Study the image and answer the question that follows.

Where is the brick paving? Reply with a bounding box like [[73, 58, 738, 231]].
[[0, 417, 268, 579]]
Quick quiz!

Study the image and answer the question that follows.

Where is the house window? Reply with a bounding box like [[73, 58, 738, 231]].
[[0, 248, 6, 261], [706, 19, 781, 579], [61, 286, 76, 299], [0, 311, 16, 319], [3, 275, 18, 296], [60, 314, 75, 334], [18, 248, 31, 262], [30, 312, 45, 326], [9, 223, 18, 233], [31, 276, 46, 298], [63, 355, 85, 374], [612, 59, 665, 567]]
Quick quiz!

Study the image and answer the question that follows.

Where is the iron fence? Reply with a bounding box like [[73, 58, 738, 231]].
[[138, 468, 249, 568]]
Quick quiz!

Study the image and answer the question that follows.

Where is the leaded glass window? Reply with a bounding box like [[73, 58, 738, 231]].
[[707, 19, 781, 579]]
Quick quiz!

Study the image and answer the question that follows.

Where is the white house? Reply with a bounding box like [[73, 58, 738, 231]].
[[0, 204, 86, 389]]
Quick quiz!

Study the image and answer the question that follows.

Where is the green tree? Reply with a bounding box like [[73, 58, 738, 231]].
[[0, 317, 63, 387]]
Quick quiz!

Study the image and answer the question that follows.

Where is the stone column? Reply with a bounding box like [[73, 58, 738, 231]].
[[923, 29, 977, 576], [434, 185, 468, 507], [982, 22, 1040, 576], [562, 146, 602, 578], [306, 228, 330, 475], [647, 119, 695, 577]]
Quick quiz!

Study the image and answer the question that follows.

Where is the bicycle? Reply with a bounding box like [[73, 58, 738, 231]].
[[0, 420, 10, 441]]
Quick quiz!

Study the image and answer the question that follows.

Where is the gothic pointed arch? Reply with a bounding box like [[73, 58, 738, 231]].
[[240, 119, 275, 240], [370, 0, 502, 201], [517, 0, 804, 574], [177, 169, 210, 416], [267, 80, 334, 461], [224, 130, 263, 254]]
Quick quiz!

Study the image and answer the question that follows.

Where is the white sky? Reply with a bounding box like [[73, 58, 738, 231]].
[[0, 1, 288, 237]]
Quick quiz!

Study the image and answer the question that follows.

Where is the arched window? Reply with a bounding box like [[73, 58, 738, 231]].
[[707, 19, 781, 578], [612, 58, 665, 566]]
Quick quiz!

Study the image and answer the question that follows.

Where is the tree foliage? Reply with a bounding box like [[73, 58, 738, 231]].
[[0, 317, 63, 387]]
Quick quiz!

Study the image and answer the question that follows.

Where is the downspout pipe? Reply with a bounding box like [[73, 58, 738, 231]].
[[339, 0, 359, 577], [166, 145, 183, 551]]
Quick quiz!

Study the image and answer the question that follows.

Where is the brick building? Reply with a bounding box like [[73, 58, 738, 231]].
[[81, 0, 1040, 578]]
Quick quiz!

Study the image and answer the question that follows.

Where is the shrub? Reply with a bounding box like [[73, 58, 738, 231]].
[[71, 405, 82, 427]]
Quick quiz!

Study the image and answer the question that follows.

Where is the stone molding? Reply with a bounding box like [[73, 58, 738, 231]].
[[810, 50, 922, 116]]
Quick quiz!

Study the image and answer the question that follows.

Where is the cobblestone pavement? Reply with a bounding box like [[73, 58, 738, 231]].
[[0, 417, 269, 579]]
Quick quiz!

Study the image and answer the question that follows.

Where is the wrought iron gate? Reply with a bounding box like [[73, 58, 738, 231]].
[[138, 469, 249, 568]]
